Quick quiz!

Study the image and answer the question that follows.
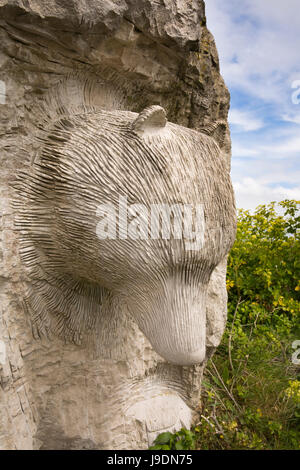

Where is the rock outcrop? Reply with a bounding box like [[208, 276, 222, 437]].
[[0, 0, 234, 449]]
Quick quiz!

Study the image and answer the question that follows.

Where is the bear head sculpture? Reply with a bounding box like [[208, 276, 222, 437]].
[[17, 104, 236, 367]]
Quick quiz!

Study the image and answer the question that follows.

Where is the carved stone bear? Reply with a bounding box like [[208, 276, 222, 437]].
[[17, 104, 236, 360], [0, 0, 236, 451], [15, 102, 236, 449]]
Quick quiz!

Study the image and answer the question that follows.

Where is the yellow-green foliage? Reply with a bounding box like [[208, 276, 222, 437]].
[[198, 200, 300, 450]]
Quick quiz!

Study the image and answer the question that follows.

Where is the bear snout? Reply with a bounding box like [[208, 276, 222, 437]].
[[126, 276, 208, 366]]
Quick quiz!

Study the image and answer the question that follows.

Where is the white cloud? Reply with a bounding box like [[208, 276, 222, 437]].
[[261, 137, 300, 157], [233, 178, 300, 211], [231, 125, 300, 161], [231, 153, 300, 187], [231, 142, 259, 158], [282, 113, 300, 125], [205, 1, 300, 210], [229, 109, 265, 131], [205, 0, 300, 106]]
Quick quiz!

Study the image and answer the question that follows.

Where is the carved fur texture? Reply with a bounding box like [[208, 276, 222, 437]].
[[16, 82, 236, 366]]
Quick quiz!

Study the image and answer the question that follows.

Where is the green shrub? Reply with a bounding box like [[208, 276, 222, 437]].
[[149, 429, 196, 450]]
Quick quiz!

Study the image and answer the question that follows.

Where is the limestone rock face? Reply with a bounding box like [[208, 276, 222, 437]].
[[0, 0, 235, 450]]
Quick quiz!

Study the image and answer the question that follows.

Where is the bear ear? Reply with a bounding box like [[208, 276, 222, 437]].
[[132, 105, 167, 136]]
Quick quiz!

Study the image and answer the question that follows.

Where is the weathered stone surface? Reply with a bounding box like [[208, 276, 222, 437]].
[[0, 0, 235, 449]]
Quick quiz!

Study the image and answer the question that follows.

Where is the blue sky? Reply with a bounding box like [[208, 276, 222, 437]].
[[205, 0, 300, 210]]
